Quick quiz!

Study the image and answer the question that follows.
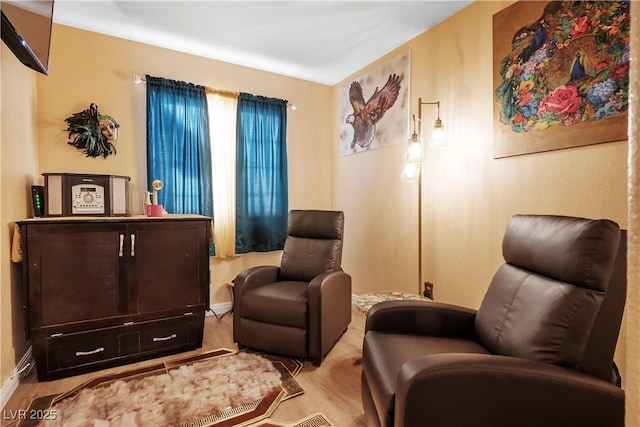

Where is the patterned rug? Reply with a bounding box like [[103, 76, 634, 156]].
[[354, 291, 431, 314], [14, 349, 304, 427], [250, 412, 335, 426]]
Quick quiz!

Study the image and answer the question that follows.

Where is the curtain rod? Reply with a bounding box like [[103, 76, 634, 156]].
[[133, 74, 297, 110]]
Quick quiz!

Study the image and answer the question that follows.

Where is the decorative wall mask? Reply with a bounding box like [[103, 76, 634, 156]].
[[65, 103, 119, 158]]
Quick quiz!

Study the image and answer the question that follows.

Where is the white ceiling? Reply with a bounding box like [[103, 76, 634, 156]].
[[52, 0, 472, 85]]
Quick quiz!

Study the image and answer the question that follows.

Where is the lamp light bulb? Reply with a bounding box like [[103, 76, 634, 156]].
[[406, 140, 422, 163], [428, 119, 447, 148], [401, 161, 419, 183]]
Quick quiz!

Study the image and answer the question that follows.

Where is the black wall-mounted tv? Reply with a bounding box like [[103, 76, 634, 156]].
[[1, 1, 54, 75]]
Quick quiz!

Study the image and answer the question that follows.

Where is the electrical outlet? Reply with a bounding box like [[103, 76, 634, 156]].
[[423, 282, 434, 300]]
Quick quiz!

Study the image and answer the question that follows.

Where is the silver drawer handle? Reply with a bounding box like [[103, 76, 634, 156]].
[[76, 347, 104, 356], [130, 234, 136, 256], [153, 334, 177, 342], [119, 234, 125, 257]]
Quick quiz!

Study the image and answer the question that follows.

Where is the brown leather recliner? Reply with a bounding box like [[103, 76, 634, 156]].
[[233, 209, 352, 365], [362, 214, 626, 427]]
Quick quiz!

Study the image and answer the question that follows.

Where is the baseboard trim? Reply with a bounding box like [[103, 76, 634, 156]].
[[205, 298, 363, 319], [207, 301, 233, 317], [1, 346, 34, 410]]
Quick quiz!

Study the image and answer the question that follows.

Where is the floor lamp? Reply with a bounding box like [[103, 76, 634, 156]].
[[400, 98, 446, 295]]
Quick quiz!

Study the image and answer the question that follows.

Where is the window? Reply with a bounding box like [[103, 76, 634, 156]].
[[146, 77, 288, 256]]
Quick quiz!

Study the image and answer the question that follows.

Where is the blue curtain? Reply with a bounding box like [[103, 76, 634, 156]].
[[235, 93, 288, 253], [146, 75, 213, 219]]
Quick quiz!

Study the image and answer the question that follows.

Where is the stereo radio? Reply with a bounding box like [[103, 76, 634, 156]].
[[43, 173, 130, 217]]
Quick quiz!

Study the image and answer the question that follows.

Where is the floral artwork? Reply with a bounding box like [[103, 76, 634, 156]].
[[492, 1, 630, 158]]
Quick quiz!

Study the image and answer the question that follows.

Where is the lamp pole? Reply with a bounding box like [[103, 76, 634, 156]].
[[416, 98, 430, 295], [417, 137, 423, 295], [403, 98, 445, 295]]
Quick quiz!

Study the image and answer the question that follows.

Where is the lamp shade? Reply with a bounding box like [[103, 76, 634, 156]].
[[428, 119, 446, 147], [406, 139, 422, 162], [401, 161, 419, 183]]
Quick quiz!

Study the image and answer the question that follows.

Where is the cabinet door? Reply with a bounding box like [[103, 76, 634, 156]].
[[25, 222, 128, 328], [129, 220, 208, 315]]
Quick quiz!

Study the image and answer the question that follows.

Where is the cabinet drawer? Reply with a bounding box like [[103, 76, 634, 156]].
[[35, 314, 204, 380], [47, 328, 135, 371], [139, 316, 197, 353]]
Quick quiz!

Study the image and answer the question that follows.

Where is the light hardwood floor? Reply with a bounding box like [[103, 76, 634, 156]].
[[2, 306, 368, 426]]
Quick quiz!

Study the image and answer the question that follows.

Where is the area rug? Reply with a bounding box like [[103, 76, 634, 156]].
[[354, 291, 431, 315], [249, 412, 335, 427], [16, 348, 303, 427]]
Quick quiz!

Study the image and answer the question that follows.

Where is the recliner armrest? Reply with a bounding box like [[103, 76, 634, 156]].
[[308, 270, 351, 293], [307, 271, 353, 313], [307, 271, 352, 311], [307, 271, 352, 364], [394, 353, 625, 427], [233, 265, 280, 291], [365, 300, 477, 339], [232, 265, 281, 345]]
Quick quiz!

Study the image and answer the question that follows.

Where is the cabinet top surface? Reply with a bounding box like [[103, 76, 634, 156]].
[[17, 214, 212, 225]]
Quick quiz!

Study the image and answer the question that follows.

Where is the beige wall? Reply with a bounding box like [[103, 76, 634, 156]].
[[335, 1, 637, 424], [0, 45, 41, 380], [34, 24, 335, 303], [2, 2, 638, 423], [36, 24, 334, 214], [337, 0, 627, 302], [1, 24, 334, 383], [624, 1, 639, 424]]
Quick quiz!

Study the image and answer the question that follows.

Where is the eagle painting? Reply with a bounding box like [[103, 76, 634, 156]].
[[346, 73, 401, 150]]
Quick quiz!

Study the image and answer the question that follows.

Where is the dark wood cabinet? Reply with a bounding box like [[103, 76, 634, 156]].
[[18, 216, 211, 381]]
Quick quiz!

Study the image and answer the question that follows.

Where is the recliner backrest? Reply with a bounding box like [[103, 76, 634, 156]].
[[474, 215, 625, 381], [279, 210, 345, 282]]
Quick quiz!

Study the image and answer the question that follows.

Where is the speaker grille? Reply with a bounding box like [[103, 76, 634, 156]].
[[46, 175, 62, 215], [110, 177, 128, 215]]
